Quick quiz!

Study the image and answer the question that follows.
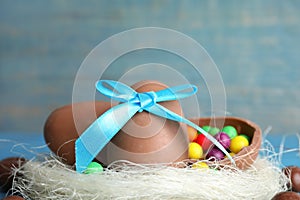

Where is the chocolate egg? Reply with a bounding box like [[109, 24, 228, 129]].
[[2, 196, 25, 200], [283, 166, 300, 192], [44, 101, 112, 165], [0, 157, 26, 192], [98, 80, 188, 165], [190, 116, 261, 170], [44, 80, 189, 166], [271, 191, 300, 200]]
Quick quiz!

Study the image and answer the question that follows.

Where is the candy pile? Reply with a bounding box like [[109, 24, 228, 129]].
[[188, 125, 251, 162]]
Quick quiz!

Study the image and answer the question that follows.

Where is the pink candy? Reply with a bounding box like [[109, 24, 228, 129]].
[[215, 132, 231, 149], [206, 148, 225, 161]]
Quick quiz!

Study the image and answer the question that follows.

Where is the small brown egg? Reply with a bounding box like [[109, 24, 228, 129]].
[[283, 166, 300, 192], [44, 80, 189, 166], [2, 196, 25, 200], [0, 157, 26, 192], [271, 191, 300, 200]]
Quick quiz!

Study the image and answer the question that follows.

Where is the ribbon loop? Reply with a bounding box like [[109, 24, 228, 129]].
[[155, 84, 198, 102], [75, 80, 235, 173], [95, 80, 136, 102]]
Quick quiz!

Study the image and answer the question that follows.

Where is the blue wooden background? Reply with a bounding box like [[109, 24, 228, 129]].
[[0, 0, 300, 135]]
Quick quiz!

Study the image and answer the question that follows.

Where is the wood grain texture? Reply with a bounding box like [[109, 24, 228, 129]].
[[0, 0, 299, 134]]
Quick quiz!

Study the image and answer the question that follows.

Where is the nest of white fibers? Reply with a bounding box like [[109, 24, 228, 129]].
[[11, 151, 291, 200], [11, 157, 288, 200]]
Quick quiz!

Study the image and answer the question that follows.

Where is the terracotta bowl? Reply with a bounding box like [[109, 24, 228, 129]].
[[189, 116, 262, 170]]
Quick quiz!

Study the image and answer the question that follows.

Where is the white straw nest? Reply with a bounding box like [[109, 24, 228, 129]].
[[11, 130, 298, 200], [11, 155, 288, 200]]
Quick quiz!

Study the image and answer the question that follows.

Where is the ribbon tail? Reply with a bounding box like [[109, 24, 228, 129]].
[[146, 104, 236, 166], [155, 84, 198, 102], [75, 103, 140, 173]]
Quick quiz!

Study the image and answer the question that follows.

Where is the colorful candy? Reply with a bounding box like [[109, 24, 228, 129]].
[[201, 125, 211, 132], [215, 132, 231, 149], [209, 127, 220, 136], [229, 136, 249, 154], [239, 134, 250, 142], [206, 148, 225, 161], [193, 134, 213, 151], [192, 161, 209, 169], [187, 126, 198, 142], [201, 125, 220, 136], [84, 162, 103, 174], [188, 142, 203, 159], [225, 152, 236, 158], [221, 125, 238, 139], [189, 124, 252, 163]]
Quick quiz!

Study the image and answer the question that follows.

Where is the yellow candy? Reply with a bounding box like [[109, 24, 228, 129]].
[[230, 136, 249, 154], [189, 142, 203, 159], [192, 161, 209, 169], [225, 152, 236, 158]]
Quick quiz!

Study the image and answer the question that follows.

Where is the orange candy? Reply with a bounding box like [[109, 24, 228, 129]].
[[187, 126, 198, 142]]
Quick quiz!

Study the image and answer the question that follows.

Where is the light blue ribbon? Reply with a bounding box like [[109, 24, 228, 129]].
[[75, 80, 235, 172]]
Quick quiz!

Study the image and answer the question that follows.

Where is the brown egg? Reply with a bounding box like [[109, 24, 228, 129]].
[[283, 166, 300, 192], [44, 80, 189, 166], [44, 101, 112, 165], [271, 191, 300, 200], [0, 157, 26, 192], [2, 196, 25, 200], [97, 80, 189, 165], [190, 116, 262, 170]]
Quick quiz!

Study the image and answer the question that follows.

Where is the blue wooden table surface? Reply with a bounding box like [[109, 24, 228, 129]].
[[0, 0, 300, 135]]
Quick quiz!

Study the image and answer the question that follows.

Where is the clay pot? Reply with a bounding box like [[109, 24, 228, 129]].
[[189, 116, 262, 170]]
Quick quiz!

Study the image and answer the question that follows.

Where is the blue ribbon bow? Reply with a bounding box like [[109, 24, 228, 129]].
[[75, 80, 234, 172]]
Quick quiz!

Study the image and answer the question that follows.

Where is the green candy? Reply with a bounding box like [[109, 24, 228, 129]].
[[199, 125, 220, 136], [209, 127, 220, 136], [221, 125, 238, 139], [201, 125, 211, 133], [84, 162, 103, 174]]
